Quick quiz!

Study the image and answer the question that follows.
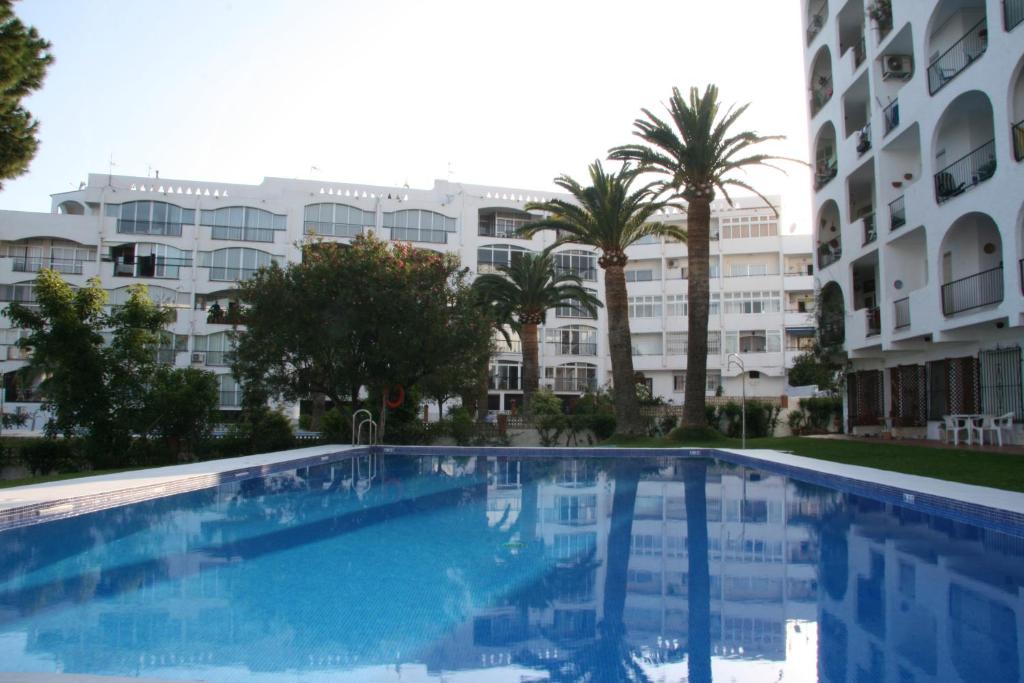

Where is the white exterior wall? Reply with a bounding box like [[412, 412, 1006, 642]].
[[804, 0, 1024, 439], [0, 173, 813, 420]]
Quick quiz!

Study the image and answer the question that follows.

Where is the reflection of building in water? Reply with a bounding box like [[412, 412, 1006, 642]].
[[818, 496, 1024, 683]]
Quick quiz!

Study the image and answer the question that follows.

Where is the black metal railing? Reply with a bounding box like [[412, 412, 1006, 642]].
[[883, 99, 899, 135], [807, 7, 827, 44], [818, 243, 842, 269], [889, 195, 906, 231], [1006, 0, 1024, 31], [934, 139, 996, 203], [927, 18, 988, 94], [941, 265, 1004, 315], [853, 35, 866, 68], [857, 123, 872, 156], [866, 307, 881, 336], [893, 297, 910, 329], [862, 212, 877, 245], [12, 257, 86, 274], [1014, 120, 1024, 162]]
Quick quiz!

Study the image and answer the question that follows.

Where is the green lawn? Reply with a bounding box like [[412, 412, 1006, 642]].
[[604, 434, 1024, 493]]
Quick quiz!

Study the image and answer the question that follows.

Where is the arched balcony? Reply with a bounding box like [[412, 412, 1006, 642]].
[[816, 200, 842, 269], [926, 0, 988, 94], [818, 281, 846, 347], [1012, 57, 1024, 161], [57, 200, 85, 215], [932, 91, 996, 203], [806, 0, 828, 44], [814, 123, 839, 191], [809, 46, 834, 117], [938, 212, 1003, 315]]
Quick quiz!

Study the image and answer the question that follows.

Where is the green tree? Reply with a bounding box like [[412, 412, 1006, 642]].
[[4, 271, 172, 465], [140, 366, 219, 458], [472, 246, 600, 411], [521, 162, 682, 435], [610, 85, 795, 428], [0, 1, 54, 187]]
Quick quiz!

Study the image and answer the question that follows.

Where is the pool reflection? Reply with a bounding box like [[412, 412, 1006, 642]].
[[0, 453, 1021, 682]]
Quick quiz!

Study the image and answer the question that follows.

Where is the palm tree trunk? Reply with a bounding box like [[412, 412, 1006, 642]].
[[521, 321, 539, 412], [684, 459, 711, 683], [683, 198, 712, 428], [604, 264, 644, 434]]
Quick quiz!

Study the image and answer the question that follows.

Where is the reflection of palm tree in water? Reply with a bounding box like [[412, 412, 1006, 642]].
[[684, 460, 711, 683]]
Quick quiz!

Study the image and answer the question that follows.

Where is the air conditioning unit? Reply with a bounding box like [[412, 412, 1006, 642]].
[[191, 352, 206, 364], [882, 55, 913, 80]]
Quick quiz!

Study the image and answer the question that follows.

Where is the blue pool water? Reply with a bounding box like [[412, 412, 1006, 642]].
[[1, 452, 1022, 682]]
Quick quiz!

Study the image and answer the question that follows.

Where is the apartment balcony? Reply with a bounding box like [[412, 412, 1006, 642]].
[[810, 80, 833, 118], [489, 377, 521, 391], [494, 340, 523, 354], [552, 378, 597, 393], [202, 350, 235, 367], [219, 390, 243, 408], [927, 18, 987, 95], [784, 310, 816, 328], [806, 3, 827, 44], [814, 159, 838, 191], [882, 99, 900, 137], [555, 266, 598, 282], [817, 243, 842, 270], [1008, 0, 1024, 31], [934, 139, 996, 204], [856, 123, 872, 157], [941, 265, 1003, 316], [861, 212, 877, 246], [11, 257, 91, 276], [888, 196, 906, 231], [853, 35, 866, 71], [547, 342, 598, 357], [1014, 120, 1024, 162], [865, 307, 881, 337], [893, 297, 910, 330]]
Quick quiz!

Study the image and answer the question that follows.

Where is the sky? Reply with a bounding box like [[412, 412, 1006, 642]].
[[1, 0, 813, 231]]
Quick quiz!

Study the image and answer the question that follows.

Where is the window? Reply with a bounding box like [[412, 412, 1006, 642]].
[[193, 332, 235, 366], [384, 209, 455, 244], [546, 325, 598, 355], [218, 374, 242, 408], [111, 243, 192, 279], [725, 330, 782, 353], [723, 290, 782, 314], [6, 242, 96, 274], [666, 331, 722, 355], [706, 370, 722, 392], [551, 533, 597, 561], [203, 206, 287, 242], [720, 214, 778, 239], [680, 262, 721, 279], [666, 294, 686, 317], [553, 495, 597, 525], [550, 363, 597, 392], [631, 534, 663, 556], [0, 282, 37, 303], [479, 211, 531, 237], [108, 285, 189, 307], [110, 201, 195, 236], [199, 248, 278, 282], [728, 262, 771, 277], [489, 360, 521, 390], [556, 288, 599, 319], [625, 269, 655, 282], [154, 332, 187, 364], [628, 295, 662, 318], [477, 244, 531, 274], [303, 203, 374, 238], [673, 374, 686, 392], [555, 250, 597, 281]]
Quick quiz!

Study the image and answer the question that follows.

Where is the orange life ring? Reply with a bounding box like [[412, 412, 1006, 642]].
[[385, 385, 405, 409]]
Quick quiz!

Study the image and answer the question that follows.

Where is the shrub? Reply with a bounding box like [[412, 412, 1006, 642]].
[[321, 406, 353, 444], [574, 389, 616, 441], [448, 406, 475, 446], [717, 400, 782, 438], [124, 439, 176, 468], [799, 397, 843, 433], [21, 439, 80, 475], [588, 413, 617, 441], [788, 409, 808, 436], [530, 388, 567, 447], [658, 414, 679, 435]]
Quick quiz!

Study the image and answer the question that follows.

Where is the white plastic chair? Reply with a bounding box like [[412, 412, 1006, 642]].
[[943, 415, 969, 446], [973, 412, 1015, 447]]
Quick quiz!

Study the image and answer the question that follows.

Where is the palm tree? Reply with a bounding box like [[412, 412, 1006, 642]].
[[610, 85, 795, 429], [522, 162, 684, 435], [472, 246, 601, 412]]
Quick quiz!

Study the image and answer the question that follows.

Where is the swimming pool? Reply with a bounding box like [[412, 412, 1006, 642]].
[[1, 449, 1022, 682]]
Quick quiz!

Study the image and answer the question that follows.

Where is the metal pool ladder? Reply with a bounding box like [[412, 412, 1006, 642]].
[[352, 409, 378, 446]]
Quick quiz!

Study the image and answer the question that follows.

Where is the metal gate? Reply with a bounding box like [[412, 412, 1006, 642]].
[[927, 356, 979, 420], [979, 347, 1023, 420], [847, 370, 884, 429], [891, 365, 927, 426]]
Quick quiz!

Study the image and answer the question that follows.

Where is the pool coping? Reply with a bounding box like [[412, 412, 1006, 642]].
[[1, 444, 1023, 535]]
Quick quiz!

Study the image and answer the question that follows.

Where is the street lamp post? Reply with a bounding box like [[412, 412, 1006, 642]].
[[727, 353, 746, 449]]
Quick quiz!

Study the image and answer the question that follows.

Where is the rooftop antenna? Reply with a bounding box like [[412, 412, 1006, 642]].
[[106, 154, 117, 188]]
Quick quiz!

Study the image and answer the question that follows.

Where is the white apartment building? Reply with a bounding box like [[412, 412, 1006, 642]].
[[0, 173, 813, 421], [804, 0, 1024, 439]]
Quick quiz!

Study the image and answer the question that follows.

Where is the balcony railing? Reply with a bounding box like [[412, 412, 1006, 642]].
[[555, 267, 598, 282], [861, 212, 877, 245], [489, 377, 521, 390], [866, 307, 881, 337], [941, 265, 1004, 315], [893, 297, 910, 329], [889, 195, 906, 231], [1006, 0, 1023, 31], [883, 99, 899, 136], [204, 350, 235, 366], [806, 7, 826, 44], [856, 123, 872, 156], [810, 79, 833, 117], [631, 348, 663, 356], [553, 378, 597, 393], [12, 257, 86, 274], [814, 158, 838, 190], [219, 390, 243, 408], [549, 342, 598, 356], [154, 348, 178, 365], [1014, 120, 1024, 162], [818, 243, 842, 269], [934, 139, 996, 203], [927, 18, 988, 95], [117, 219, 184, 237], [853, 35, 866, 69]]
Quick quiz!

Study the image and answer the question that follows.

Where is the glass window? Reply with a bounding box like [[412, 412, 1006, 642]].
[[384, 209, 454, 244], [723, 290, 782, 314], [555, 250, 597, 281], [666, 294, 687, 317], [546, 325, 598, 355], [625, 269, 655, 282], [627, 295, 662, 318], [556, 289, 599, 319], [477, 244, 531, 273], [303, 203, 374, 238], [199, 247, 277, 282], [479, 211, 532, 237], [113, 201, 194, 236], [673, 374, 686, 392], [202, 206, 287, 242]]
